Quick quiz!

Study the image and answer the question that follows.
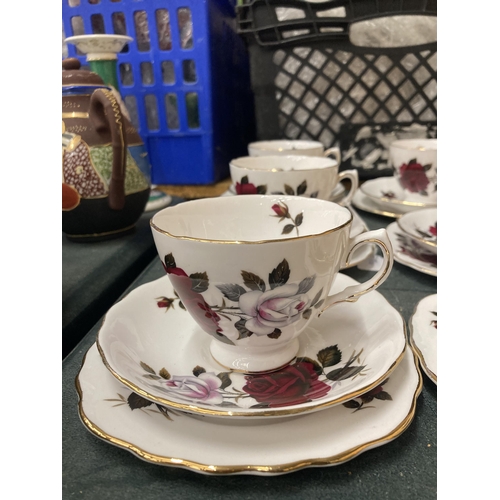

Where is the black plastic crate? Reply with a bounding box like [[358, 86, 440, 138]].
[[236, 0, 437, 179]]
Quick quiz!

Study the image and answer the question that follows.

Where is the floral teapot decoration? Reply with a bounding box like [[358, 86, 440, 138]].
[[62, 58, 150, 241]]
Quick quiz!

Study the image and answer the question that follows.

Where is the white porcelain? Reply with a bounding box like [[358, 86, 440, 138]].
[[352, 189, 405, 219], [150, 195, 394, 373], [230, 155, 358, 206], [397, 208, 437, 255], [360, 177, 437, 212], [79, 343, 421, 475], [144, 189, 172, 212], [387, 222, 437, 277], [221, 188, 374, 269], [64, 34, 133, 61], [248, 140, 341, 164], [389, 138, 437, 204], [409, 294, 437, 384], [96, 273, 407, 419]]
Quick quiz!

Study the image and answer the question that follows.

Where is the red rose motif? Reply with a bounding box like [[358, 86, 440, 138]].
[[235, 181, 258, 195], [271, 202, 289, 218], [429, 223, 437, 237], [165, 266, 223, 334], [242, 360, 331, 407], [398, 161, 430, 193]]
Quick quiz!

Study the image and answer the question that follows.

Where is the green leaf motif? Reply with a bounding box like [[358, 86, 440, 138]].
[[326, 364, 366, 381], [317, 345, 342, 367], [268, 259, 290, 289], [295, 212, 304, 226], [140, 361, 156, 374], [159, 368, 170, 379], [241, 175, 249, 184], [192, 365, 206, 377], [257, 185, 267, 194], [164, 253, 176, 268], [298, 275, 315, 294], [374, 391, 392, 401], [284, 184, 295, 195], [342, 399, 360, 409], [282, 224, 295, 235], [234, 318, 254, 339], [217, 372, 232, 390], [297, 180, 307, 195], [302, 308, 312, 320], [190, 272, 209, 293], [241, 270, 266, 291], [267, 329, 282, 339], [216, 283, 248, 302], [423, 163, 433, 171], [127, 392, 154, 410]]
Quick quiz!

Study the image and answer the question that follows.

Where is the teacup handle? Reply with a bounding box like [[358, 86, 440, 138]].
[[320, 228, 394, 313], [335, 169, 359, 206], [323, 146, 341, 165]]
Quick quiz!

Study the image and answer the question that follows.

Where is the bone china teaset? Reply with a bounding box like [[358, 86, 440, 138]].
[[75, 134, 435, 474]]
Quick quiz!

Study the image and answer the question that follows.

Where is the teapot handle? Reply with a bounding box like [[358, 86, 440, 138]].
[[89, 88, 126, 210]]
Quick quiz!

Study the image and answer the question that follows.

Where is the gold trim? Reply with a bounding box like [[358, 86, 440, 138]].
[[408, 298, 437, 384], [94, 297, 407, 418], [150, 202, 353, 244], [62, 112, 90, 119], [75, 343, 422, 474]]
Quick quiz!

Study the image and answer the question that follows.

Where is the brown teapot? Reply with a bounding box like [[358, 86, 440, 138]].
[[62, 58, 150, 241]]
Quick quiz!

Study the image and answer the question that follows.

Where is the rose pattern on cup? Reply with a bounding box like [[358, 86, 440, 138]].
[[235, 175, 319, 199], [162, 253, 321, 344], [397, 158, 436, 197], [156, 291, 184, 312], [271, 201, 304, 236], [133, 344, 369, 409]]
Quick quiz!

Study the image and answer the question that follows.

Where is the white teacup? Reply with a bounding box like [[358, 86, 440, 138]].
[[151, 195, 394, 373], [389, 138, 437, 204], [229, 155, 358, 206], [248, 140, 341, 164]]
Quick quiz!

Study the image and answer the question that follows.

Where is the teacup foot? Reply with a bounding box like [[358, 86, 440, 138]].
[[209, 338, 300, 374]]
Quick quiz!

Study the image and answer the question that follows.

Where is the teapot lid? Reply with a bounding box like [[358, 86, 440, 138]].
[[62, 58, 105, 87]]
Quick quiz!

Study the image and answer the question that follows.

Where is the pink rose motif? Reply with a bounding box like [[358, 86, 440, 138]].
[[398, 161, 430, 193], [163, 372, 223, 405], [271, 202, 289, 218], [238, 284, 309, 335], [242, 360, 331, 407], [235, 181, 258, 195]]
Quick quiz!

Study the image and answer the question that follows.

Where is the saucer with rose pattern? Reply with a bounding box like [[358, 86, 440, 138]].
[[77, 342, 421, 475], [409, 294, 437, 384], [96, 274, 406, 420]]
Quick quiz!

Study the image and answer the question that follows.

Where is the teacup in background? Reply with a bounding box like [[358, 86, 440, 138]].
[[389, 138, 437, 204], [230, 155, 359, 206], [151, 195, 394, 373], [248, 139, 341, 164]]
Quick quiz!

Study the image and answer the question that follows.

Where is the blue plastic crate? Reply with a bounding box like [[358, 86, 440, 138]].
[[62, 0, 255, 185]]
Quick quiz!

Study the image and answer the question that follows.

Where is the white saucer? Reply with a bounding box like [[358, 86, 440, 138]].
[[360, 177, 437, 212], [352, 189, 406, 218], [77, 343, 421, 475], [409, 294, 437, 384], [96, 274, 407, 420], [222, 188, 375, 269], [387, 222, 437, 277]]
